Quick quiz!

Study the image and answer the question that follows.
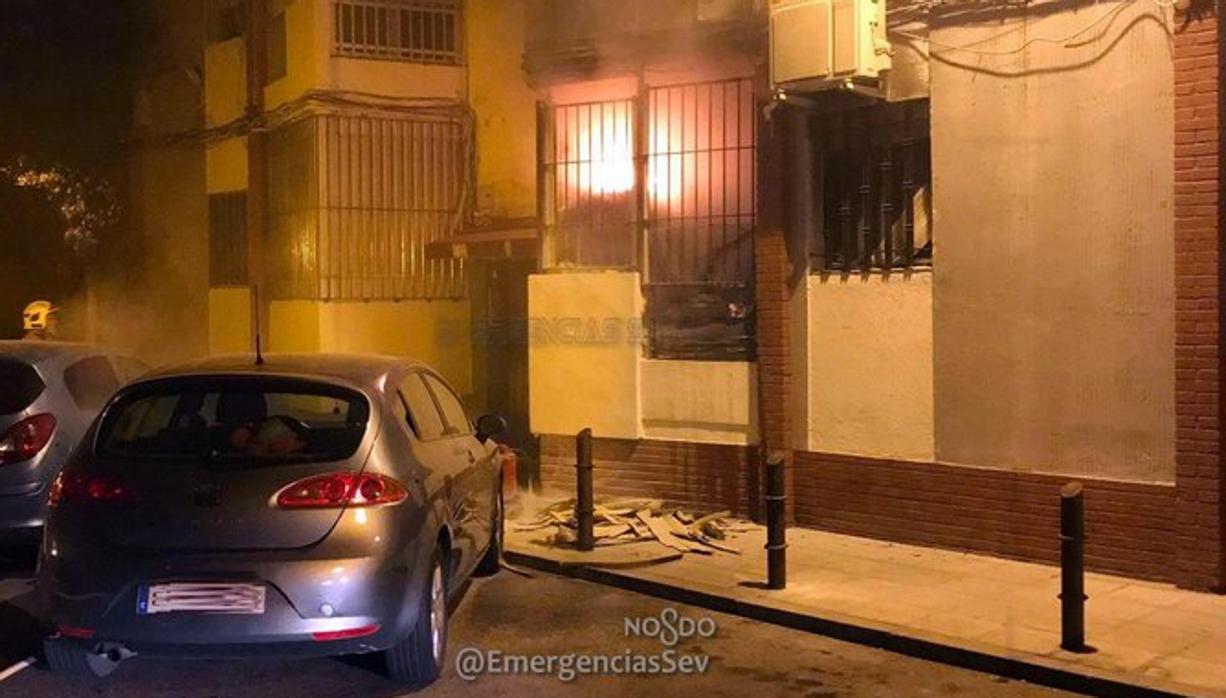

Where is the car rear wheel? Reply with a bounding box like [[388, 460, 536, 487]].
[[385, 547, 447, 686], [474, 489, 503, 577]]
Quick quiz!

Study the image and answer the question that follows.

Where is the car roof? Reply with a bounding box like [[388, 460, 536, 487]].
[[0, 340, 114, 366], [140, 353, 426, 390]]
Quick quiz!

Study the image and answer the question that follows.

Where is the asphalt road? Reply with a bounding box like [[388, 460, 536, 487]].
[[0, 547, 1070, 698]]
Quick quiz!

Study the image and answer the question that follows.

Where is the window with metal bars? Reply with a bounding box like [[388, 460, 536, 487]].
[[542, 99, 638, 269], [333, 0, 462, 65], [540, 78, 757, 361], [266, 113, 468, 301], [644, 78, 756, 361], [816, 99, 932, 272]]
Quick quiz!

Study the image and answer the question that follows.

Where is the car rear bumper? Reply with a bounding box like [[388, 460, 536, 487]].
[[0, 485, 48, 535], [48, 625, 400, 660], [39, 536, 433, 656]]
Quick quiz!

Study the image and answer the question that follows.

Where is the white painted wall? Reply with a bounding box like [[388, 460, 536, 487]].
[[807, 272, 936, 461], [641, 359, 757, 444]]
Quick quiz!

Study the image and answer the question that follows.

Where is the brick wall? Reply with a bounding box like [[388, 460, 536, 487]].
[[538, 435, 753, 516], [754, 206, 792, 457], [1173, 6, 1225, 592], [536, 436, 1177, 582], [754, 95, 796, 521], [793, 452, 1177, 583]]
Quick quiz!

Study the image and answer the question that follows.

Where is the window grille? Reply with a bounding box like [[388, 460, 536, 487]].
[[539, 78, 758, 361], [267, 113, 469, 301], [542, 98, 638, 269], [644, 78, 756, 361], [333, 0, 462, 65], [816, 99, 932, 272]]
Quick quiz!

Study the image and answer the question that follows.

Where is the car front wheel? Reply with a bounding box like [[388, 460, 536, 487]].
[[385, 547, 447, 686]]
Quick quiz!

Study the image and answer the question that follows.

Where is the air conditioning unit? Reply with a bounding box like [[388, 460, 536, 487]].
[[770, 0, 890, 90]]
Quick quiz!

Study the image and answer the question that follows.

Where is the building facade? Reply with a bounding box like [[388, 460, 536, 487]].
[[127, 0, 1225, 591]]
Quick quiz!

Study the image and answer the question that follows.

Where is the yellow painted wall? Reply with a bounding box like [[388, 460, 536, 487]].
[[930, 1, 1175, 482], [263, 0, 466, 109], [318, 301, 472, 394], [268, 300, 322, 353], [641, 360, 757, 445], [468, 0, 539, 219], [264, 300, 472, 393], [529, 272, 643, 438], [209, 287, 253, 356], [205, 37, 246, 127], [206, 137, 249, 194], [808, 272, 935, 461], [264, 0, 319, 109]]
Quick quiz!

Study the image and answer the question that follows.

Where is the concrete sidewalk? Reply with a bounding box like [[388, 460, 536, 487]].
[[506, 519, 1226, 697]]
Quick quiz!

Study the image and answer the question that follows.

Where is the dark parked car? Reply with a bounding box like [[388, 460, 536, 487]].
[[38, 353, 505, 686], [0, 341, 148, 544]]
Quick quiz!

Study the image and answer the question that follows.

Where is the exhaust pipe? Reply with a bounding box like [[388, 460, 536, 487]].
[[86, 643, 135, 678]]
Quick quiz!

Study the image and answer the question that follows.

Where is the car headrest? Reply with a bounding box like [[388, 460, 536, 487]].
[[217, 392, 267, 426]]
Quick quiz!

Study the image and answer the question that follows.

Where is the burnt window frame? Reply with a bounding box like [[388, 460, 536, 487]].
[[813, 98, 933, 273]]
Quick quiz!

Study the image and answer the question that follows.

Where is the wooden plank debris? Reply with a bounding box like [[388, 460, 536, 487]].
[[514, 497, 746, 559]]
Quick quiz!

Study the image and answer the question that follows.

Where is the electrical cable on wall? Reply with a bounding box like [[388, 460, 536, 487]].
[[891, 0, 1173, 56], [145, 89, 478, 236]]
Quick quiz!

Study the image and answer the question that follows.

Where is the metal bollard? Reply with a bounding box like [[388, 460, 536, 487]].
[[576, 428, 594, 551], [1059, 482, 1092, 653], [765, 452, 787, 589]]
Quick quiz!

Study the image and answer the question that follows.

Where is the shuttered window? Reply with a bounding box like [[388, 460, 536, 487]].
[[209, 192, 248, 286]]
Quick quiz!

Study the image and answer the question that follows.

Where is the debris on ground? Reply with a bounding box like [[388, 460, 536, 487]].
[[514, 497, 748, 556]]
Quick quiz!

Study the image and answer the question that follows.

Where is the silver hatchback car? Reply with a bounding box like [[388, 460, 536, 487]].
[[38, 353, 505, 686], [0, 341, 147, 543]]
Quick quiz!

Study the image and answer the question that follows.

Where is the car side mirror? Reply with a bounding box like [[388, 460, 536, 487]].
[[476, 414, 507, 443]]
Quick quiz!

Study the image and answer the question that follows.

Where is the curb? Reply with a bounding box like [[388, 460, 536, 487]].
[[506, 548, 1195, 698]]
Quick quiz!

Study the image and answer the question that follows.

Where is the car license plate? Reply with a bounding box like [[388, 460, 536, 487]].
[[137, 582, 266, 615]]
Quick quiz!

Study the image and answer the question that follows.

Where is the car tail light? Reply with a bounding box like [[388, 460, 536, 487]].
[[311, 624, 381, 642], [48, 471, 139, 507], [275, 472, 407, 509], [0, 414, 56, 466]]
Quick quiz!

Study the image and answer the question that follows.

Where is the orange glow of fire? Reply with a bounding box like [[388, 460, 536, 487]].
[[558, 103, 635, 199], [557, 84, 753, 216]]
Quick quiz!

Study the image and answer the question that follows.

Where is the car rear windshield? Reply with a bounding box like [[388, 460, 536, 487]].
[[96, 376, 371, 464], [0, 360, 45, 415]]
